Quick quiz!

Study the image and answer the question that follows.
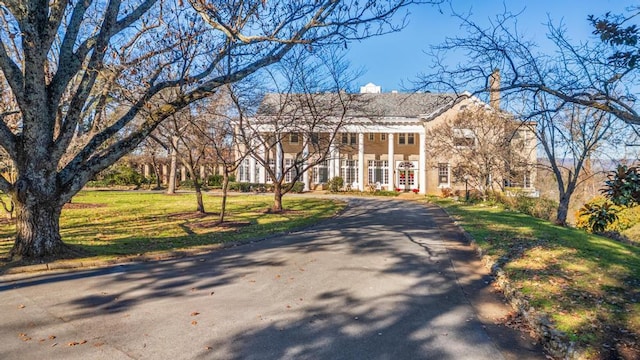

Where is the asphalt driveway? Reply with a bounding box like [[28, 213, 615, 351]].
[[0, 198, 544, 359]]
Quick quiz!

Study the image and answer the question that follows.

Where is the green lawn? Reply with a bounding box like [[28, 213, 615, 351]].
[[430, 198, 640, 358], [0, 191, 344, 267]]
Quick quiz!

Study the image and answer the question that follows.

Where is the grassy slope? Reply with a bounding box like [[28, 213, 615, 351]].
[[432, 199, 639, 358], [0, 191, 344, 264]]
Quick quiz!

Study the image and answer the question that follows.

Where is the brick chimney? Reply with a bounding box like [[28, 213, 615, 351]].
[[489, 68, 500, 109]]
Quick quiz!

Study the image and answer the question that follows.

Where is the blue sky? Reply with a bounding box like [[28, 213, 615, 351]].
[[345, 0, 631, 92]]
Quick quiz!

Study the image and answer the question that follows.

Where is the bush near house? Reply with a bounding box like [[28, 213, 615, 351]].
[[86, 164, 145, 188], [576, 196, 640, 243], [486, 191, 558, 222], [327, 176, 344, 192], [227, 182, 255, 192], [207, 174, 235, 188], [288, 182, 305, 193]]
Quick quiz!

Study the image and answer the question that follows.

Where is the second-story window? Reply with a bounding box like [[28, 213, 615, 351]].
[[342, 133, 356, 145]]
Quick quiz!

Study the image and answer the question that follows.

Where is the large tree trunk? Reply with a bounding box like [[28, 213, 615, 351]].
[[219, 171, 229, 223], [10, 199, 65, 258], [556, 192, 571, 226], [272, 183, 283, 212], [193, 178, 205, 213]]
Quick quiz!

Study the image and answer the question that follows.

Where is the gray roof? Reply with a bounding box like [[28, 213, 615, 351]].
[[257, 92, 461, 120]]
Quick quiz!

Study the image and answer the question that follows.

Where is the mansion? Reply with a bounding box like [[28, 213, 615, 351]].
[[235, 81, 537, 195]]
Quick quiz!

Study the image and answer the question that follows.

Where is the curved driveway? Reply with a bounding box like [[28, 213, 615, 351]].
[[0, 198, 544, 359]]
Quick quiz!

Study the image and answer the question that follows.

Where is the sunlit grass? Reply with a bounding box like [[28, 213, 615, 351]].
[[429, 197, 640, 358], [0, 191, 344, 266]]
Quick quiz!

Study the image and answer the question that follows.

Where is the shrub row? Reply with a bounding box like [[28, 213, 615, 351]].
[[226, 182, 305, 193], [486, 191, 558, 222]]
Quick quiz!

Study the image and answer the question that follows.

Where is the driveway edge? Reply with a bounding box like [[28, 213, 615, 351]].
[[1, 199, 351, 277], [438, 204, 581, 360]]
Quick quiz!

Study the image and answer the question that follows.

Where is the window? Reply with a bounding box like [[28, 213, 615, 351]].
[[265, 159, 275, 183], [381, 133, 386, 141], [398, 133, 414, 145], [340, 159, 358, 185], [289, 133, 299, 144], [284, 158, 299, 183], [313, 160, 329, 184], [311, 132, 320, 145], [438, 163, 449, 186], [524, 171, 532, 188], [368, 133, 375, 141], [238, 158, 250, 182], [368, 160, 389, 185], [341, 133, 357, 145]]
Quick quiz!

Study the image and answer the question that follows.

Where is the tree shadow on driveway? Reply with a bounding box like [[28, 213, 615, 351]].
[[0, 198, 544, 360]]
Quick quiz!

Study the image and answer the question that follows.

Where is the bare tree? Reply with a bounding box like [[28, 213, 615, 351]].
[[426, 107, 534, 195], [208, 93, 248, 223], [419, 8, 632, 225], [0, 0, 432, 258], [235, 50, 360, 212], [155, 106, 215, 212], [419, 7, 640, 126], [532, 97, 624, 225]]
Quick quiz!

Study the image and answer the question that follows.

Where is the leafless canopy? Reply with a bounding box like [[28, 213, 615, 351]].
[[417, 8, 640, 125], [0, 0, 432, 202]]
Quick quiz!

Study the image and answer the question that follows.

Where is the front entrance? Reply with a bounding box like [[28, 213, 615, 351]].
[[396, 161, 418, 191]]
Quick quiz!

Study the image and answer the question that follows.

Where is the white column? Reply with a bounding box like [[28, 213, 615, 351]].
[[199, 165, 206, 180], [328, 141, 336, 180], [303, 135, 310, 191], [388, 133, 395, 191], [143, 164, 151, 178], [180, 166, 187, 182], [275, 141, 283, 182], [249, 156, 257, 183], [258, 143, 267, 183], [162, 164, 168, 184], [419, 132, 427, 194], [358, 133, 365, 191]]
